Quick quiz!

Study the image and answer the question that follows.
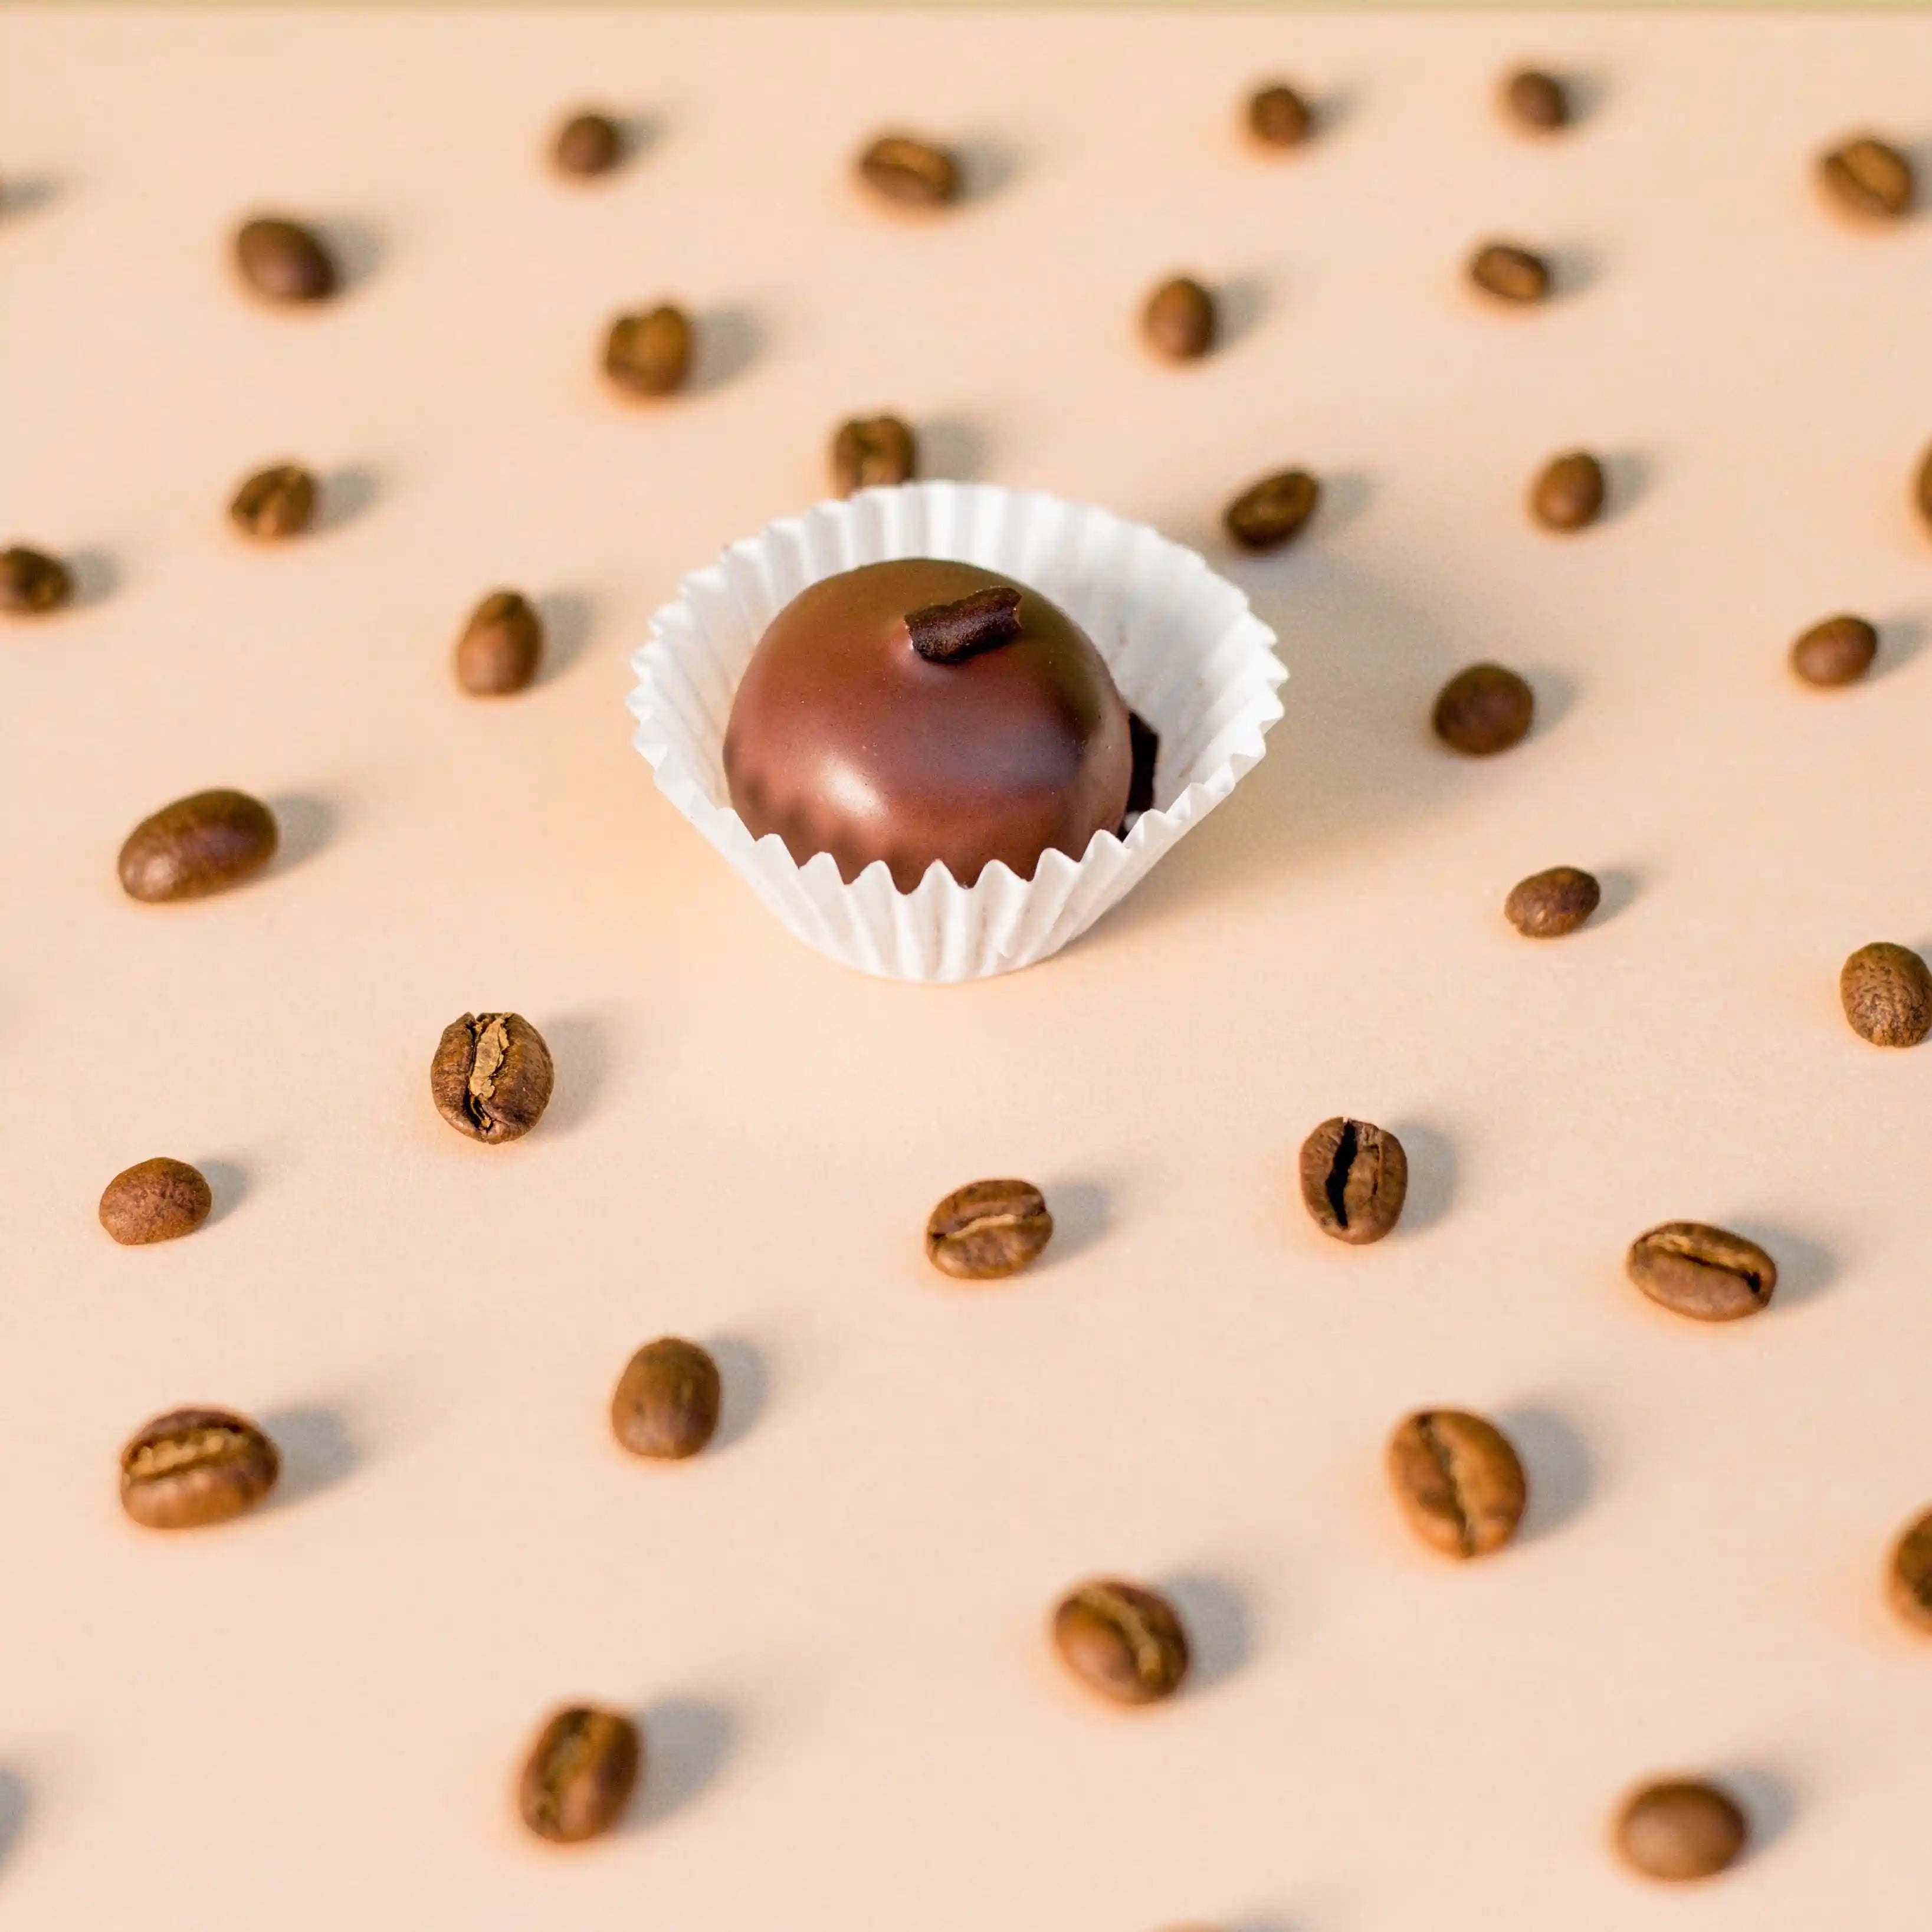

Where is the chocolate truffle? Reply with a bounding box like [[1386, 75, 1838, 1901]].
[[723, 559, 1132, 891]]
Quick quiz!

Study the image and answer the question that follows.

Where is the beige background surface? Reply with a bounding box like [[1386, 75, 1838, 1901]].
[[4, 8, 1931, 1926]]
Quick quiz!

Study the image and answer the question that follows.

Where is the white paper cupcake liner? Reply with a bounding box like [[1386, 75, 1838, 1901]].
[[627, 482, 1287, 982]]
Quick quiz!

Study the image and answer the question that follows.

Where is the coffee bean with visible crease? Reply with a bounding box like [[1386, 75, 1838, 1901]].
[[1505, 865, 1600, 937], [856, 134, 959, 208], [1299, 1118, 1406, 1244], [0, 544, 73, 615], [1433, 663, 1534, 755], [118, 789, 279, 902], [1501, 68, 1570, 132], [1386, 1409, 1526, 1559], [431, 1013, 555, 1143], [603, 305, 693, 398], [99, 1158, 213, 1245], [1224, 469, 1320, 551], [926, 1179, 1052, 1279], [1817, 135, 1915, 221], [553, 109, 622, 179], [232, 215, 337, 305], [229, 463, 317, 540], [1468, 241, 1551, 305], [1141, 276, 1216, 361], [1790, 614, 1878, 687], [120, 1407, 279, 1528], [1626, 1222, 1776, 1321], [455, 589, 543, 696], [518, 1705, 641, 1843], [1841, 942, 1932, 1047], [1886, 1505, 1932, 1632], [1246, 82, 1313, 150], [1613, 1778, 1748, 1881], [1051, 1579, 1189, 1705], [831, 414, 917, 495], [1530, 451, 1605, 531], [611, 1338, 722, 1460]]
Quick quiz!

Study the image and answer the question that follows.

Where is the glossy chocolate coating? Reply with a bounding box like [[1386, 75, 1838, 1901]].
[[723, 559, 1132, 891]]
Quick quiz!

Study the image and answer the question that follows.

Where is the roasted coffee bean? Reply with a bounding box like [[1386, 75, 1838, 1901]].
[[454, 589, 543, 696], [1841, 941, 1932, 1047], [1298, 1118, 1407, 1244], [120, 1407, 279, 1529], [926, 1179, 1052, 1280], [1224, 469, 1320, 551], [0, 544, 73, 615], [1790, 613, 1878, 687], [1386, 1409, 1527, 1559], [1247, 82, 1314, 149], [831, 414, 917, 495], [1051, 1579, 1189, 1705], [518, 1705, 642, 1844], [1141, 276, 1216, 362], [1529, 451, 1605, 532], [1432, 663, 1534, 755], [1917, 439, 1932, 536], [430, 1012, 555, 1143], [603, 305, 693, 398], [553, 109, 622, 178], [1468, 241, 1551, 305], [1124, 711, 1159, 819], [232, 215, 337, 305], [1886, 1505, 1932, 1632], [1817, 135, 1915, 221], [118, 789, 279, 902], [611, 1338, 722, 1460], [1626, 1222, 1776, 1321], [1501, 68, 1570, 132], [1504, 865, 1600, 937], [1613, 1779, 1748, 1881], [229, 462, 317, 540], [99, 1158, 213, 1245], [856, 134, 959, 208]]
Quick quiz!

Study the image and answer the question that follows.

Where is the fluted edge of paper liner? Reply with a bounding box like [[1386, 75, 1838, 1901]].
[[627, 482, 1287, 983]]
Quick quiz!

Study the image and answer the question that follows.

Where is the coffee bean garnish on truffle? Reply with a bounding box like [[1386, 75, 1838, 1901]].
[[118, 789, 279, 902], [1626, 1222, 1776, 1321], [455, 589, 543, 696], [723, 559, 1131, 890], [120, 1407, 280, 1529], [1246, 81, 1314, 150], [232, 215, 337, 305], [926, 1179, 1053, 1280], [831, 414, 917, 496], [1817, 135, 1915, 222], [1051, 1579, 1190, 1705], [1841, 941, 1932, 1047], [1432, 664, 1534, 755], [1790, 613, 1878, 687], [1298, 1117, 1407, 1245], [1505, 865, 1600, 937], [603, 304, 693, 398], [906, 586, 1023, 664], [1468, 241, 1552, 306], [99, 1158, 214, 1245], [1886, 1505, 1932, 1632], [1224, 469, 1320, 551], [611, 1338, 723, 1459], [1141, 275, 1216, 361], [856, 133, 960, 208], [229, 463, 318, 540], [1386, 1409, 1527, 1558], [1613, 1778, 1748, 1882], [430, 1012, 555, 1143], [1529, 451, 1605, 532], [552, 109, 623, 179], [1500, 68, 1570, 132], [0, 544, 73, 615], [518, 1705, 641, 1844]]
